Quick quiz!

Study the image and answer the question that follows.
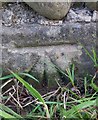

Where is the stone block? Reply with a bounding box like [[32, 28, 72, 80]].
[[2, 22, 96, 47], [23, 2, 71, 20]]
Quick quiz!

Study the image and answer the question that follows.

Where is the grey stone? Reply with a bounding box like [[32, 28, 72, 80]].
[[66, 9, 92, 22], [1, 3, 98, 89], [2, 9, 14, 27], [47, 45, 82, 71], [44, 56, 60, 89], [2, 2, 37, 27], [2, 2, 97, 27], [92, 10, 98, 22], [23, 2, 71, 20], [2, 46, 40, 75], [66, 9, 77, 21], [2, 22, 96, 48], [29, 57, 45, 89], [1, 44, 83, 88], [2, 43, 97, 88]]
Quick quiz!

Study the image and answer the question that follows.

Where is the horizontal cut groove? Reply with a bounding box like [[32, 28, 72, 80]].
[[14, 42, 76, 48], [6, 44, 80, 50]]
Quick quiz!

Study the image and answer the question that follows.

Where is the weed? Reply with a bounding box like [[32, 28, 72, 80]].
[[0, 48, 98, 119]]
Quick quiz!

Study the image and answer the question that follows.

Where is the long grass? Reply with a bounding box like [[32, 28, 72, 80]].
[[0, 48, 98, 119]]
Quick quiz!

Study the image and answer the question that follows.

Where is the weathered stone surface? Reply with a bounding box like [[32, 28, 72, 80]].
[[2, 22, 96, 48], [1, 46, 40, 74], [1, 3, 98, 89], [2, 2, 96, 27], [2, 9, 14, 27], [1, 44, 82, 88], [66, 9, 92, 22], [23, 2, 71, 20], [1, 26, 97, 89], [44, 56, 60, 89], [2, 21, 97, 75], [92, 10, 98, 22]]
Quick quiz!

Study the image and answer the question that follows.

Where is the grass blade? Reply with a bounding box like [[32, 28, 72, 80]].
[[0, 104, 22, 118], [84, 77, 87, 96], [0, 73, 39, 83], [9, 70, 50, 118], [10, 71, 44, 103], [0, 110, 16, 119], [90, 74, 98, 92], [0, 74, 14, 80], [20, 73, 39, 83], [63, 100, 96, 118]]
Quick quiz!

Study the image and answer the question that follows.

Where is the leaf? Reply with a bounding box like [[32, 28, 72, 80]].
[[63, 100, 96, 118], [0, 110, 16, 119], [83, 46, 94, 63], [83, 46, 98, 67], [72, 64, 75, 83], [91, 75, 98, 92], [10, 71, 44, 104], [84, 77, 87, 96], [0, 74, 14, 80], [9, 70, 50, 118], [91, 82, 98, 92], [20, 73, 39, 83], [55, 64, 75, 86], [0, 73, 39, 83], [0, 104, 22, 118]]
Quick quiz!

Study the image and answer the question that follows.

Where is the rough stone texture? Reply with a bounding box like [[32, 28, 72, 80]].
[[2, 22, 96, 47], [92, 10, 98, 22], [3, 3, 97, 27], [66, 9, 92, 22], [1, 44, 82, 88], [3, 2, 98, 28], [1, 2, 98, 89], [23, 2, 71, 20], [1, 21, 97, 89]]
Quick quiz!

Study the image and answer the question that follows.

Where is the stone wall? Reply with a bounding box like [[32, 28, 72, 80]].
[[1, 2, 98, 89]]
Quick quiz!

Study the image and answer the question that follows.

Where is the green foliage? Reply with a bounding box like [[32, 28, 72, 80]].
[[0, 46, 98, 119], [66, 64, 75, 86], [0, 104, 22, 119], [62, 99, 96, 118], [9, 70, 50, 118], [0, 72, 39, 82], [91, 74, 98, 92], [83, 47, 98, 68], [55, 64, 75, 87]]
